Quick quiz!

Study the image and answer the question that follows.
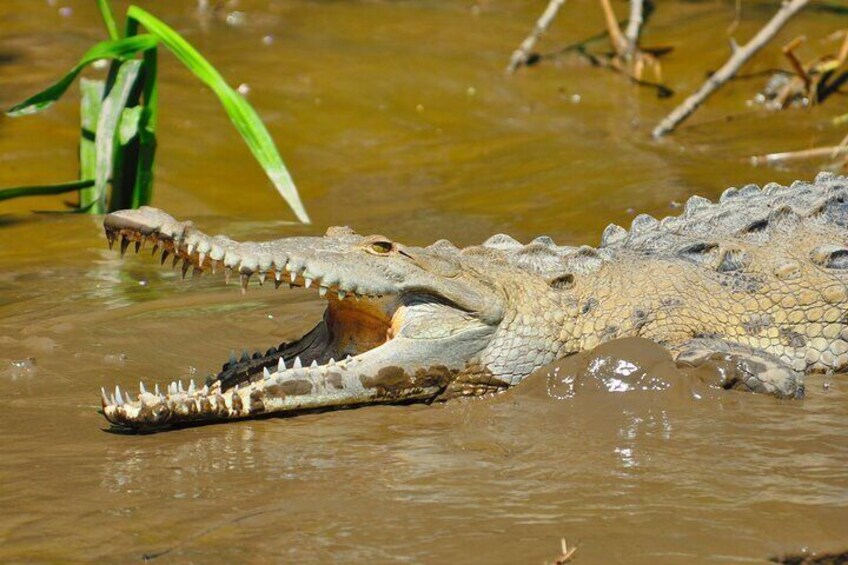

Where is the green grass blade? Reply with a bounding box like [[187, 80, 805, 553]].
[[79, 78, 104, 209], [0, 179, 94, 202], [118, 106, 142, 145], [6, 34, 157, 117], [93, 59, 143, 214], [96, 0, 121, 41], [132, 47, 158, 208], [126, 6, 310, 223]]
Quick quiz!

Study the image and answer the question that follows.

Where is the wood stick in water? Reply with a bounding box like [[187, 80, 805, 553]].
[[506, 0, 568, 74], [750, 145, 848, 166], [652, 0, 809, 139], [624, 0, 645, 56]]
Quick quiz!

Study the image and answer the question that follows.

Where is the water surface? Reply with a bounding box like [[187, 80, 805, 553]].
[[1, 1, 846, 562]]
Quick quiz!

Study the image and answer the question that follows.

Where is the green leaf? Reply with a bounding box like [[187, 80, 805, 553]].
[[0, 179, 94, 203], [79, 78, 104, 208], [6, 34, 157, 117], [119, 106, 142, 145], [132, 48, 158, 208], [96, 0, 121, 41], [127, 5, 310, 223], [91, 59, 143, 214]]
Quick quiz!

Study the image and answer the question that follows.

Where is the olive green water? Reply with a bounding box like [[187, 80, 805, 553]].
[[1, 1, 846, 562]]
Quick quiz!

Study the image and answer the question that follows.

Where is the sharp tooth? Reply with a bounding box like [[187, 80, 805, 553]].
[[229, 351, 238, 365], [258, 272, 266, 285], [346, 355, 353, 362], [241, 350, 250, 362], [178, 380, 185, 393], [310, 360, 318, 368], [100, 387, 109, 406], [151, 243, 159, 256], [198, 252, 206, 266], [181, 261, 191, 279], [293, 356, 302, 369], [319, 286, 328, 297], [240, 273, 250, 294], [155, 383, 160, 396], [290, 270, 297, 283], [263, 367, 271, 379], [120, 236, 130, 257], [211, 260, 218, 274], [277, 358, 286, 371], [274, 270, 282, 281], [115, 386, 124, 405], [224, 266, 232, 285], [328, 358, 336, 366], [202, 385, 209, 396], [188, 380, 196, 394], [172, 254, 180, 268], [139, 381, 147, 395], [134, 240, 141, 254], [337, 289, 346, 300], [187, 243, 195, 256], [304, 277, 313, 288], [160, 249, 170, 265], [105, 230, 116, 249], [110, 393, 116, 405]]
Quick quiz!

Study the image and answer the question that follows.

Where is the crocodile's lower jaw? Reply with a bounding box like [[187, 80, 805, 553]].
[[100, 281, 464, 431]]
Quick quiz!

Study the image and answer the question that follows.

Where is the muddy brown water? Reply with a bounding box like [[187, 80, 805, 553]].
[[1, 1, 847, 562]]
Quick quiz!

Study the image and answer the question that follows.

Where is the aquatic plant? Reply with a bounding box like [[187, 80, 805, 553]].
[[0, 1, 309, 223]]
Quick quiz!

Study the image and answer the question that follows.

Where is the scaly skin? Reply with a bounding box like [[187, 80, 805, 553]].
[[99, 173, 848, 431]]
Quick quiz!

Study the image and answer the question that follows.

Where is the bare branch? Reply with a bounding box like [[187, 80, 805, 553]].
[[598, 0, 629, 55], [652, 0, 809, 139], [750, 145, 848, 165], [507, 0, 568, 74], [624, 0, 645, 54]]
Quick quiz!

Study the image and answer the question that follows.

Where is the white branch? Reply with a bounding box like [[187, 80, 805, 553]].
[[652, 0, 808, 139], [506, 0, 568, 74]]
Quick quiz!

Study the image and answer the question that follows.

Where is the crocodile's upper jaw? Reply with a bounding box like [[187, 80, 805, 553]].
[[99, 212, 500, 431]]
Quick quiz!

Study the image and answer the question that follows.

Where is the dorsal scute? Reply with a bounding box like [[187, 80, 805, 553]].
[[450, 174, 848, 276], [630, 214, 659, 235], [427, 239, 460, 255], [459, 236, 603, 278], [684, 195, 711, 217], [602, 174, 848, 256], [482, 233, 523, 250], [600, 223, 627, 247]]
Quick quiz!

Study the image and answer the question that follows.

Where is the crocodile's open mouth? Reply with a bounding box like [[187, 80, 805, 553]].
[[99, 210, 492, 431]]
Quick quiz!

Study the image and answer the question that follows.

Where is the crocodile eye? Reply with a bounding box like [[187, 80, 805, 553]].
[[368, 240, 393, 254]]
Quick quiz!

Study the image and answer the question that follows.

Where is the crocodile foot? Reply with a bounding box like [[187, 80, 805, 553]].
[[673, 338, 804, 399]]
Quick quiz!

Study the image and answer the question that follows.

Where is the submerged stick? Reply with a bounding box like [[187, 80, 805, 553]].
[[750, 145, 847, 165], [624, 0, 645, 55], [598, 0, 629, 56], [652, 0, 809, 139], [506, 0, 568, 74]]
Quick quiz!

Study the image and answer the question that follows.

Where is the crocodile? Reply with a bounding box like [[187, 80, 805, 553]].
[[99, 172, 848, 431]]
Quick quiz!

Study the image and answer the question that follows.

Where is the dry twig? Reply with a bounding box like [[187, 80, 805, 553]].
[[507, 0, 568, 74], [652, 0, 809, 139], [624, 0, 645, 52], [548, 537, 579, 564], [598, 0, 661, 81], [767, 30, 848, 108], [750, 145, 848, 165]]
